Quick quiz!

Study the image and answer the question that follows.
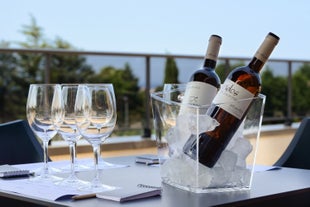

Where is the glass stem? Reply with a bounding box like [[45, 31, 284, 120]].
[[43, 140, 49, 176], [74, 142, 77, 159], [99, 145, 102, 161], [93, 144, 100, 186], [69, 141, 76, 179]]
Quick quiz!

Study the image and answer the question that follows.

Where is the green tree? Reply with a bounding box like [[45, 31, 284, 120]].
[[18, 16, 47, 83], [92, 63, 142, 129], [0, 16, 96, 122], [292, 64, 310, 116], [49, 38, 95, 83], [0, 41, 22, 122], [164, 56, 179, 84], [17, 16, 95, 85], [156, 56, 179, 91], [261, 67, 287, 118], [19, 15, 48, 49]]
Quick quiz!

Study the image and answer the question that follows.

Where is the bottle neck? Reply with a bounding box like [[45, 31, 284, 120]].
[[203, 59, 216, 69], [248, 32, 279, 73], [203, 34, 221, 70], [248, 57, 264, 73]]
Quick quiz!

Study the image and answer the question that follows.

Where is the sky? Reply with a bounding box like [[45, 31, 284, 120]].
[[1, 0, 310, 60]]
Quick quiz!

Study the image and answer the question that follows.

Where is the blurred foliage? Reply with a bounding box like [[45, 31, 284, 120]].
[[164, 56, 179, 84], [91, 63, 144, 128], [155, 56, 180, 92], [261, 67, 288, 117], [0, 16, 144, 130], [292, 64, 310, 115]]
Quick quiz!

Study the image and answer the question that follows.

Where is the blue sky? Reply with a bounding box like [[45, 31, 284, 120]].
[[1, 0, 310, 60]]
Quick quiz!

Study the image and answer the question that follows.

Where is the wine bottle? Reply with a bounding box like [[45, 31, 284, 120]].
[[181, 35, 222, 112], [183, 32, 280, 168]]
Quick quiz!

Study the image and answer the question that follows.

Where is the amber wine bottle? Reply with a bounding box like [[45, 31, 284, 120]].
[[183, 32, 280, 168], [180, 35, 222, 112]]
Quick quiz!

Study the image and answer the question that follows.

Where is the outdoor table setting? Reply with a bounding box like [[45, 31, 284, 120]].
[[1, 82, 310, 207]]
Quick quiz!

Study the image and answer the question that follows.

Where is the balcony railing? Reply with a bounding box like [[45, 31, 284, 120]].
[[1, 48, 309, 137]]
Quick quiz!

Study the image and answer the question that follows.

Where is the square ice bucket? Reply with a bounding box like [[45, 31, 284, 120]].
[[151, 84, 265, 193]]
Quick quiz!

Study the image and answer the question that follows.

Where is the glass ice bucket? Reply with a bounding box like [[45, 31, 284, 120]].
[[151, 84, 265, 193]]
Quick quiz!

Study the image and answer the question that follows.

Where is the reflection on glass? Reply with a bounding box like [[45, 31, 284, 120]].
[[26, 84, 62, 181], [75, 84, 118, 192]]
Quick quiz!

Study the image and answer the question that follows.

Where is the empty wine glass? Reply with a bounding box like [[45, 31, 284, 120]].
[[26, 84, 63, 181], [55, 84, 89, 187], [75, 84, 118, 192]]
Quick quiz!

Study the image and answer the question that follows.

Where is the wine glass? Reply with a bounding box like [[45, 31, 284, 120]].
[[26, 84, 63, 181], [55, 84, 89, 187], [75, 84, 118, 192]]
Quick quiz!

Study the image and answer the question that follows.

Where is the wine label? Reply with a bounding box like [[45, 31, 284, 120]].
[[212, 79, 254, 119], [182, 81, 217, 106]]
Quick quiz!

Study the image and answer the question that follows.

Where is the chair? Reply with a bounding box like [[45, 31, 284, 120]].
[[274, 117, 310, 169], [0, 119, 48, 165]]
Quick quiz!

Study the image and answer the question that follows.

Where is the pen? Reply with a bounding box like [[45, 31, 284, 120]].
[[72, 193, 96, 200]]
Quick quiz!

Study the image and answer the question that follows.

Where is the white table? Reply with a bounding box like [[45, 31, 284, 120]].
[[0, 156, 310, 206]]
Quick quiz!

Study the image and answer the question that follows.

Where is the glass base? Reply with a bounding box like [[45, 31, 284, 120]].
[[55, 175, 89, 189], [82, 157, 129, 169], [30, 173, 62, 183], [79, 181, 119, 193], [32, 166, 62, 176], [59, 161, 91, 173], [97, 159, 128, 169]]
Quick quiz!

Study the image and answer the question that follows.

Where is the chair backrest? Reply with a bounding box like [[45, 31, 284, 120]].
[[274, 117, 310, 169], [0, 119, 47, 165]]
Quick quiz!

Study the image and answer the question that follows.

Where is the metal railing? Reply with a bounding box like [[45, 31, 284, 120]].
[[1, 48, 309, 137]]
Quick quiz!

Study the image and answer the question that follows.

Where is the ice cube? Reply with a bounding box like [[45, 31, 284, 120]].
[[161, 154, 200, 186], [196, 164, 213, 187], [231, 138, 253, 167], [171, 113, 219, 152], [209, 166, 231, 188], [217, 150, 238, 171], [160, 112, 254, 190], [197, 114, 220, 132], [228, 167, 251, 187], [175, 114, 192, 147], [231, 138, 253, 159], [165, 127, 177, 146]]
